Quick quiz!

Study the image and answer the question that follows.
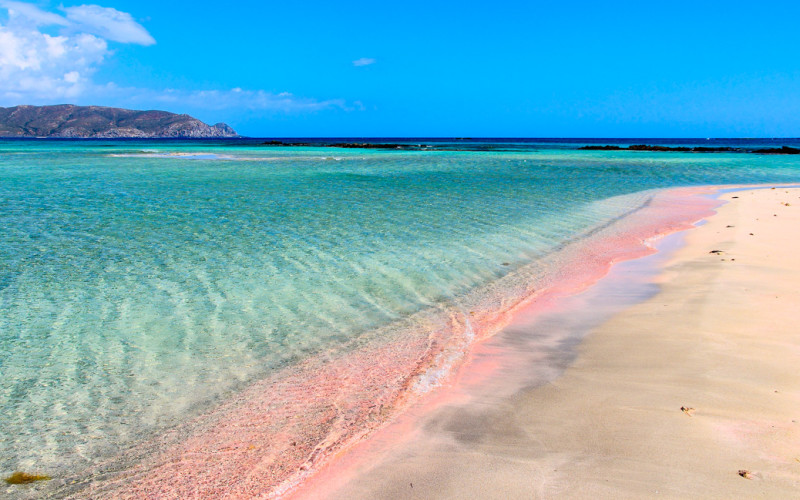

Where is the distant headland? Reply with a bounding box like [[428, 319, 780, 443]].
[[0, 105, 237, 139]]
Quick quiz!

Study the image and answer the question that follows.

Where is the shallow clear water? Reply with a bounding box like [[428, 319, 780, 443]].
[[1, 139, 799, 479]]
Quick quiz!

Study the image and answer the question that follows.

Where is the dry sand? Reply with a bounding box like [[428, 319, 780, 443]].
[[318, 186, 800, 499]]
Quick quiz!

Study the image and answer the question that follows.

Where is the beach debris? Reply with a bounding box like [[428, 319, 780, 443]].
[[680, 406, 695, 416], [738, 469, 752, 479], [732, 196, 739, 198], [784, 203, 791, 206], [4, 471, 51, 485], [726, 225, 735, 228], [709, 250, 724, 254]]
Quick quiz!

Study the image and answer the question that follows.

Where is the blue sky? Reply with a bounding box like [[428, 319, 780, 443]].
[[1, 1, 799, 137]]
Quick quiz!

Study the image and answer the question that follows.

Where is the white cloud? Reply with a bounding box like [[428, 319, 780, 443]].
[[0, 1, 69, 26], [121, 88, 350, 113], [0, 23, 107, 101], [0, 2, 353, 116], [62, 4, 155, 46], [0, 1, 152, 103], [352, 57, 376, 67]]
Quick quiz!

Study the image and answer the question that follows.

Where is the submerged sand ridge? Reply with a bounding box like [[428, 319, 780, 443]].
[[316, 187, 800, 499]]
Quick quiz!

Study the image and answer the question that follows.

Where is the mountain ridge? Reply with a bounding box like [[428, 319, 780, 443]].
[[0, 105, 238, 138]]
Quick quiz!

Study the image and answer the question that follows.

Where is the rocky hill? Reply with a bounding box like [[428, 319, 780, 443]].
[[0, 105, 238, 138]]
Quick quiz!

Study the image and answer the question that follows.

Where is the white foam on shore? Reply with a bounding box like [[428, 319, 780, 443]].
[[108, 152, 235, 160], [106, 152, 351, 161]]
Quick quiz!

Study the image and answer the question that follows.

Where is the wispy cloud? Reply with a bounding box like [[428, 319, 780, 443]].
[[62, 4, 156, 45], [352, 57, 376, 67], [0, 0, 154, 44], [0, 1, 69, 26], [134, 88, 349, 113]]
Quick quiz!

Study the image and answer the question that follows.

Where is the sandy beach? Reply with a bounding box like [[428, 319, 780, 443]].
[[4, 3, 800, 496], [304, 186, 800, 499]]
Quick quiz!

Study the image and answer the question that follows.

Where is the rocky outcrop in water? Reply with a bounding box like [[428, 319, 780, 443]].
[[0, 105, 238, 138], [579, 144, 736, 152], [751, 146, 800, 154], [261, 140, 424, 150], [578, 145, 624, 150]]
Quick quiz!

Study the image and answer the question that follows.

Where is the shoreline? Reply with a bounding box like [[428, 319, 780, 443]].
[[288, 185, 725, 498], [307, 185, 800, 499], [12, 185, 747, 498]]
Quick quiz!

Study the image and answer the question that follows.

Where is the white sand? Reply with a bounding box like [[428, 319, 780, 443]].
[[321, 187, 800, 499]]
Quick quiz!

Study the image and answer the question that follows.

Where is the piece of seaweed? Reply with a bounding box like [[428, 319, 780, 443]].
[[4, 471, 52, 485]]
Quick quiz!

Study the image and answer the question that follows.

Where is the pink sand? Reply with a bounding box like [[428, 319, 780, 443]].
[[70, 187, 720, 499]]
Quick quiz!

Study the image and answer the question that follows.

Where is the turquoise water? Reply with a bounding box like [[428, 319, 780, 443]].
[[2, 140, 800, 483]]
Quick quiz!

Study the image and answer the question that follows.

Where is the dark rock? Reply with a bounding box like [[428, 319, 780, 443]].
[[260, 142, 418, 149], [581, 144, 739, 153], [578, 145, 623, 150], [751, 146, 800, 154], [329, 143, 409, 149], [690, 146, 736, 152], [261, 141, 310, 146], [628, 144, 692, 151]]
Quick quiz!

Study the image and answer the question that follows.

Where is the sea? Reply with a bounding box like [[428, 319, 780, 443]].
[[2, 138, 800, 496]]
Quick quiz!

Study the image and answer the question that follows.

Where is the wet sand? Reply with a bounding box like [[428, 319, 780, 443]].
[[311, 186, 800, 499], [46, 189, 717, 499]]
